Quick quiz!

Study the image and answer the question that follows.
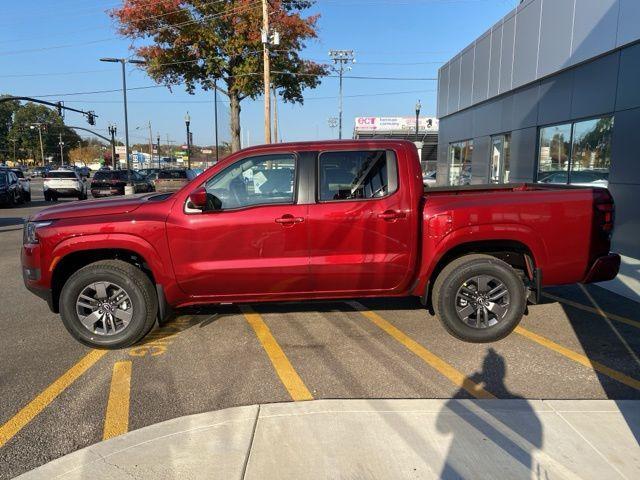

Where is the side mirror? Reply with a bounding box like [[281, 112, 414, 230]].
[[188, 187, 208, 210]]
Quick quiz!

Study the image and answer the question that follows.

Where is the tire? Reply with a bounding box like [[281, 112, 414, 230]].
[[25, 191, 31, 202], [59, 260, 158, 349], [44, 191, 51, 202], [432, 254, 526, 343]]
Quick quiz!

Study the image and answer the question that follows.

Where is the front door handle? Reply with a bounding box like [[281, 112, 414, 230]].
[[377, 210, 406, 221], [275, 214, 305, 225]]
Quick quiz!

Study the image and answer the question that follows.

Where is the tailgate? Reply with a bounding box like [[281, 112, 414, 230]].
[[45, 178, 78, 189]]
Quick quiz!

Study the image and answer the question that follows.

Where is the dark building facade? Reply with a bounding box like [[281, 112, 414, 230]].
[[436, 0, 640, 301]]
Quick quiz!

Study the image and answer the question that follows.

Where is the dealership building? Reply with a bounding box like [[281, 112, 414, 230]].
[[436, 0, 640, 301], [354, 116, 439, 174]]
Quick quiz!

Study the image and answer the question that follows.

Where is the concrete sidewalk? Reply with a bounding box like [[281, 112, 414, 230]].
[[18, 399, 640, 479]]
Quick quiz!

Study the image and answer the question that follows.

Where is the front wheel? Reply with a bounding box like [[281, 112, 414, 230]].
[[432, 254, 526, 343], [59, 260, 158, 349]]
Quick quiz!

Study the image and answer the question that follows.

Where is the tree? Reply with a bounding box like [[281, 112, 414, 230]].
[[110, 0, 328, 152], [9, 102, 81, 164], [0, 96, 20, 161]]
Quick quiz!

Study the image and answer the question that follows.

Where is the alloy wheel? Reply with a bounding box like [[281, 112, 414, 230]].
[[75, 281, 133, 336], [455, 275, 511, 329]]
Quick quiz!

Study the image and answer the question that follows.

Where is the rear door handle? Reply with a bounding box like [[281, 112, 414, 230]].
[[377, 210, 406, 221], [275, 214, 304, 225]]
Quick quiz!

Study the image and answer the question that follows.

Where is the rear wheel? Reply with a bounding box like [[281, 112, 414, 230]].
[[59, 260, 158, 349], [44, 191, 51, 201], [432, 254, 526, 343]]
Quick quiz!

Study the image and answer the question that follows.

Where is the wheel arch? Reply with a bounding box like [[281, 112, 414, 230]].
[[420, 238, 539, 313], [50, 235, 166, 313]]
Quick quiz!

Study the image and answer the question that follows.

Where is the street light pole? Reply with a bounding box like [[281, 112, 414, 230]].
[[185, 112, 191, 170], [108, 125, 117, 169], [157, 134, 161, 170], [100, 57, 145, 190], [58, 133, 65, 166]]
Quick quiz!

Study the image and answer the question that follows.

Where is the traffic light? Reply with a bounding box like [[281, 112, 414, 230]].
[[87, 111, 96, 126], [56, 101, 63, 117]]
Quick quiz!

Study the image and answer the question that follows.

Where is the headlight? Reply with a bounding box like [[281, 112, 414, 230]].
[[23, 221, 53, 245]]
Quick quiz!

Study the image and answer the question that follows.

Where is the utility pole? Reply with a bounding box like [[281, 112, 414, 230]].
[[272, 84, 279, 143], [157, 134, 161, 170], [147, 121, 153, 168], [262, 0, 271, 144], [214, 80, 219, 163], [30, 123, 46, 167], [108, 124, 117, 169], [329, 50, 355, 140], [58, 133, 65, 166]]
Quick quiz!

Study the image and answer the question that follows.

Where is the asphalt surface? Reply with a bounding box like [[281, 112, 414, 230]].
[[1, 179, 639, 479]]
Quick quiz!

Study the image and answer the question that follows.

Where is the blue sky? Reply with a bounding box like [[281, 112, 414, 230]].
[[1, 0, 518, 148]]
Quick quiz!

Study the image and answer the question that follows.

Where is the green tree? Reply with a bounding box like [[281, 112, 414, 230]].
[[9, 102, 81, 165], [0, 96, 20, 162], [111, 0, 327, 152]]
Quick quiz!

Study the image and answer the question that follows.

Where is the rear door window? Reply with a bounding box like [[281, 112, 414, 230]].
[[47, 171, 77, 179], [318, 150, 398, 201]]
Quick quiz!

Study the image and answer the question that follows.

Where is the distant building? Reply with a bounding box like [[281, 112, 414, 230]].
[[436, 0, 640, 301], [353, 116, 439, 175]]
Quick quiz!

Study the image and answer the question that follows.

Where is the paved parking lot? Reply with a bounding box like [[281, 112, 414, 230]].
[[1, 180, 639, 479]]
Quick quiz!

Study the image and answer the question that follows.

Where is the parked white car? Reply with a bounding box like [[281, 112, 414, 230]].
[[44, 169, 87, 201]]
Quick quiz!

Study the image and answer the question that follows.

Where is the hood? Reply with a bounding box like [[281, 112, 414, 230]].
[[31, 194, 155, 221]]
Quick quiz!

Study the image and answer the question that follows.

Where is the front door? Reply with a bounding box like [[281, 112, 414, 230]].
[[307, 149, 416, 295], [167, 153, 310, 298]]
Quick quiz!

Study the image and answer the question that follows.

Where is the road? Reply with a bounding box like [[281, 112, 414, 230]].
[[1, 179, 639, 478]]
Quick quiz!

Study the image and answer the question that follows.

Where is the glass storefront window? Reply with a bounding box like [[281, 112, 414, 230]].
[[570, 117, 613, 187], [537, 116, 613, 188], [448, 140, 473, 186], [489, 133, 511, 183], [537, 123, 572, 183]]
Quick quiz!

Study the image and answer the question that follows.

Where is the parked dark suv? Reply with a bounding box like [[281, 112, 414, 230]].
[[90, 170, 153, 197]]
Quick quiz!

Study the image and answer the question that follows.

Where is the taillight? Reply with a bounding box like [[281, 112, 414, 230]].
[[594, 192, 615, 234]]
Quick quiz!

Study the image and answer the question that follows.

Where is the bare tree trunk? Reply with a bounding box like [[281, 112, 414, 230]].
[[229, 92, 241, 152]]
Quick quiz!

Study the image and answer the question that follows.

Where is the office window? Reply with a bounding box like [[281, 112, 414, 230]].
[[318, 150, 397, 201], [537, 116, 613, 188], [448, 140, 473, 186], [489, 133, 511, 183]]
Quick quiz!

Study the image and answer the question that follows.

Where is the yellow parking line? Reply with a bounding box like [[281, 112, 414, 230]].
[[0, 349, 108, 448], [514, 326, 640, 391], [348, 302, 495, 399], [542, 292, 640, 330], [241, 305, 313, 401], [103, 361, 132, 440]]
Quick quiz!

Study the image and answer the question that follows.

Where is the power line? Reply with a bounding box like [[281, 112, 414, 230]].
[[0, 0, 262, 55]]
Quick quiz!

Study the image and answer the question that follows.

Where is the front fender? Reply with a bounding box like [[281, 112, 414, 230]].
[[49, 233, 174, 288]]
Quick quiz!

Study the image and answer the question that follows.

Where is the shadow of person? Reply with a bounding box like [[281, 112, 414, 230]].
[[436, 348, 544, 479]]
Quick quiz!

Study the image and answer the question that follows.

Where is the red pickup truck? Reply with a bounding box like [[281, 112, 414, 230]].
[[22, 140, 619, 349]]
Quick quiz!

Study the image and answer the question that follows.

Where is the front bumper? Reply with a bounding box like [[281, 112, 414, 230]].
[[582, 253, 621, 284], [22, 265, 55, 312]]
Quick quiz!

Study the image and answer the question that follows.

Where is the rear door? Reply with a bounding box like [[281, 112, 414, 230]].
[[308, 148, 417, 294]]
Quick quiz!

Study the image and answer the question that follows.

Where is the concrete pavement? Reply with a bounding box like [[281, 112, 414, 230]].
[[17, 399, 640, 479]]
